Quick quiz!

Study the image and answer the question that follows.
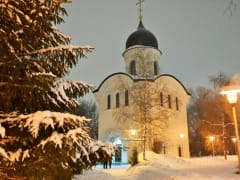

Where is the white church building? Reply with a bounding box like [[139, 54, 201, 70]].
[[93, 18, 191, 163]]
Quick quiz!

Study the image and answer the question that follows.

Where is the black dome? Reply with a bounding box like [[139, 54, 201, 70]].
[[126, 21, 158, 49]]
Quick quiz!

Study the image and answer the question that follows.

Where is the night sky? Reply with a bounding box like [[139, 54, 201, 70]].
[[59, 0, 240, 90]]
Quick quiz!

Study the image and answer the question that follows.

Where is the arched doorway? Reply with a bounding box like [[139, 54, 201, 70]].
[[104, 130, 129, 164]]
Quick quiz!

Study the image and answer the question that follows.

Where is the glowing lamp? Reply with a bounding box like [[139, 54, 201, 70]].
[[232, 137, 237, 143], [220, 85, 240, 173], [209, 136, 215, 141], [179, 133, 185, 139], [220, 85, 240, 104], [130, 129, 136, 136]]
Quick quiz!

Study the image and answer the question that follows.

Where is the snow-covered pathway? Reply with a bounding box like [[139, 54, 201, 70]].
[[74, 164, 132, 180], [74, 154, 240, 180], [179, 156, 238, 179]]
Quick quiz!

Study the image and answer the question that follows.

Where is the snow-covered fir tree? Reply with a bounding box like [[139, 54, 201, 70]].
[[0, 0, 115, 179]]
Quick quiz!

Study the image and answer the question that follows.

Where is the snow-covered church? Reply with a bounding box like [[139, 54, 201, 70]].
[[93, 10, 190, 163]]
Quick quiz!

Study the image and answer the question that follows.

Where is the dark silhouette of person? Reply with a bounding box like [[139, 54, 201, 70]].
[[103, 160, 108, 169], [109, 157, 112, 168]]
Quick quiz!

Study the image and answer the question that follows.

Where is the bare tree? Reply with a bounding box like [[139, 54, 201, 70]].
[[113, 75, 175, 160], [188, 72, 235, 157], [226, 0, 240, 15]]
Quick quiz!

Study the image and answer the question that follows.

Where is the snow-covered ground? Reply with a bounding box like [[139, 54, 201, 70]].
[[75, 152, 240, 180]]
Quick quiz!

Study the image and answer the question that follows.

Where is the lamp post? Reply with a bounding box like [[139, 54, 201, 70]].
[[128, 129, 146, 160], [179, 133, 185, 157], [221, 85, 240, 174], [209, 136, 215, 156], [232, 137, 237, 155]]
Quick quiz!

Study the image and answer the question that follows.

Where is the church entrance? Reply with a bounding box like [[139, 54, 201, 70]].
[[100, 130, 127, 165], [112, 137, 128, 164]]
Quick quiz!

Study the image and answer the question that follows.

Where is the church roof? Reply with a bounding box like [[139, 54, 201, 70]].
[[126, 21, 158, 49], [93, 72, 191, 96]]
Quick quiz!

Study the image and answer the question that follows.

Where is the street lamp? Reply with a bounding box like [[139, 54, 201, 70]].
[[221, 85, 240, 174], [179, 133, 185, 139], [209, 136, 215, 156], [232, 137, 237, 155], [179, 133, 185, 157], [128, 128, 146, 160], [130, 129, 137, 136], [232, 137, 237, 143]]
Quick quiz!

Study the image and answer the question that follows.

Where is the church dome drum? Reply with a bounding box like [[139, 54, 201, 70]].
[[126, 21, 158, 49]]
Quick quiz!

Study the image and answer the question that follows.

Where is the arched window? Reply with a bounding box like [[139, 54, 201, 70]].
[[116, 93, 120, 108], [168, 95, 171, 109], [154, 61, 158, 75], [125, 90, 129, 106], [130, 60, 136, 75], [160, 92, 163, 106], [176, 97, 179, 111], [107, 94, 111, 109]]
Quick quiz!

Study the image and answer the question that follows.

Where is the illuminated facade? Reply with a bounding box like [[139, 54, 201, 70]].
[[93, 20, 190, 163]]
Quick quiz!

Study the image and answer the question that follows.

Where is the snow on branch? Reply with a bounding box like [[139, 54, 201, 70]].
[[89, 141, 116, 157], [8, 149, 22, 162], [28, 45, 94, 56], [0, 124, 5, 138], [0, 147, 9, 160], [0, 110, 117, 176], [48, 78, 92, 109], [39, 131, 64, 149], [31, 72, 56, 78], [2, 111, 90, 138], [1, 148, 28, 163]]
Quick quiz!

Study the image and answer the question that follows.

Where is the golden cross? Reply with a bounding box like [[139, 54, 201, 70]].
[[136, 0, 144, 21]]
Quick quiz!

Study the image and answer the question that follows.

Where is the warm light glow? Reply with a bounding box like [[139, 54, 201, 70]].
[[130, 129, 136, 136], [209, 136, 215, 141], [232, 137, 237, 143], [220, 85, 240, 104], [220, 85, 240, 172], [226, 92, 238, 104], [179, 133, 185, 139]]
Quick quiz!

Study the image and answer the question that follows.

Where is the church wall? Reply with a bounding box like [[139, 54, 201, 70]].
[[154, 76, 190, 157], [94, 73, 191, 159], [123, 47, 161, 76], [94, 74, 134, 141]]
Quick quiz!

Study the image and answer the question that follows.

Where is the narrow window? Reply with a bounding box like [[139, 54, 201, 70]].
[[168, 95, 171, 109], [107, 95, 111, 109], [176, 97, 179, 111], [154, 61, 158, 75], [160, 92, 163, 106], [125, 90, 129, 106], [130, 60, 136, 75], [116, 93, 120, 108]]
